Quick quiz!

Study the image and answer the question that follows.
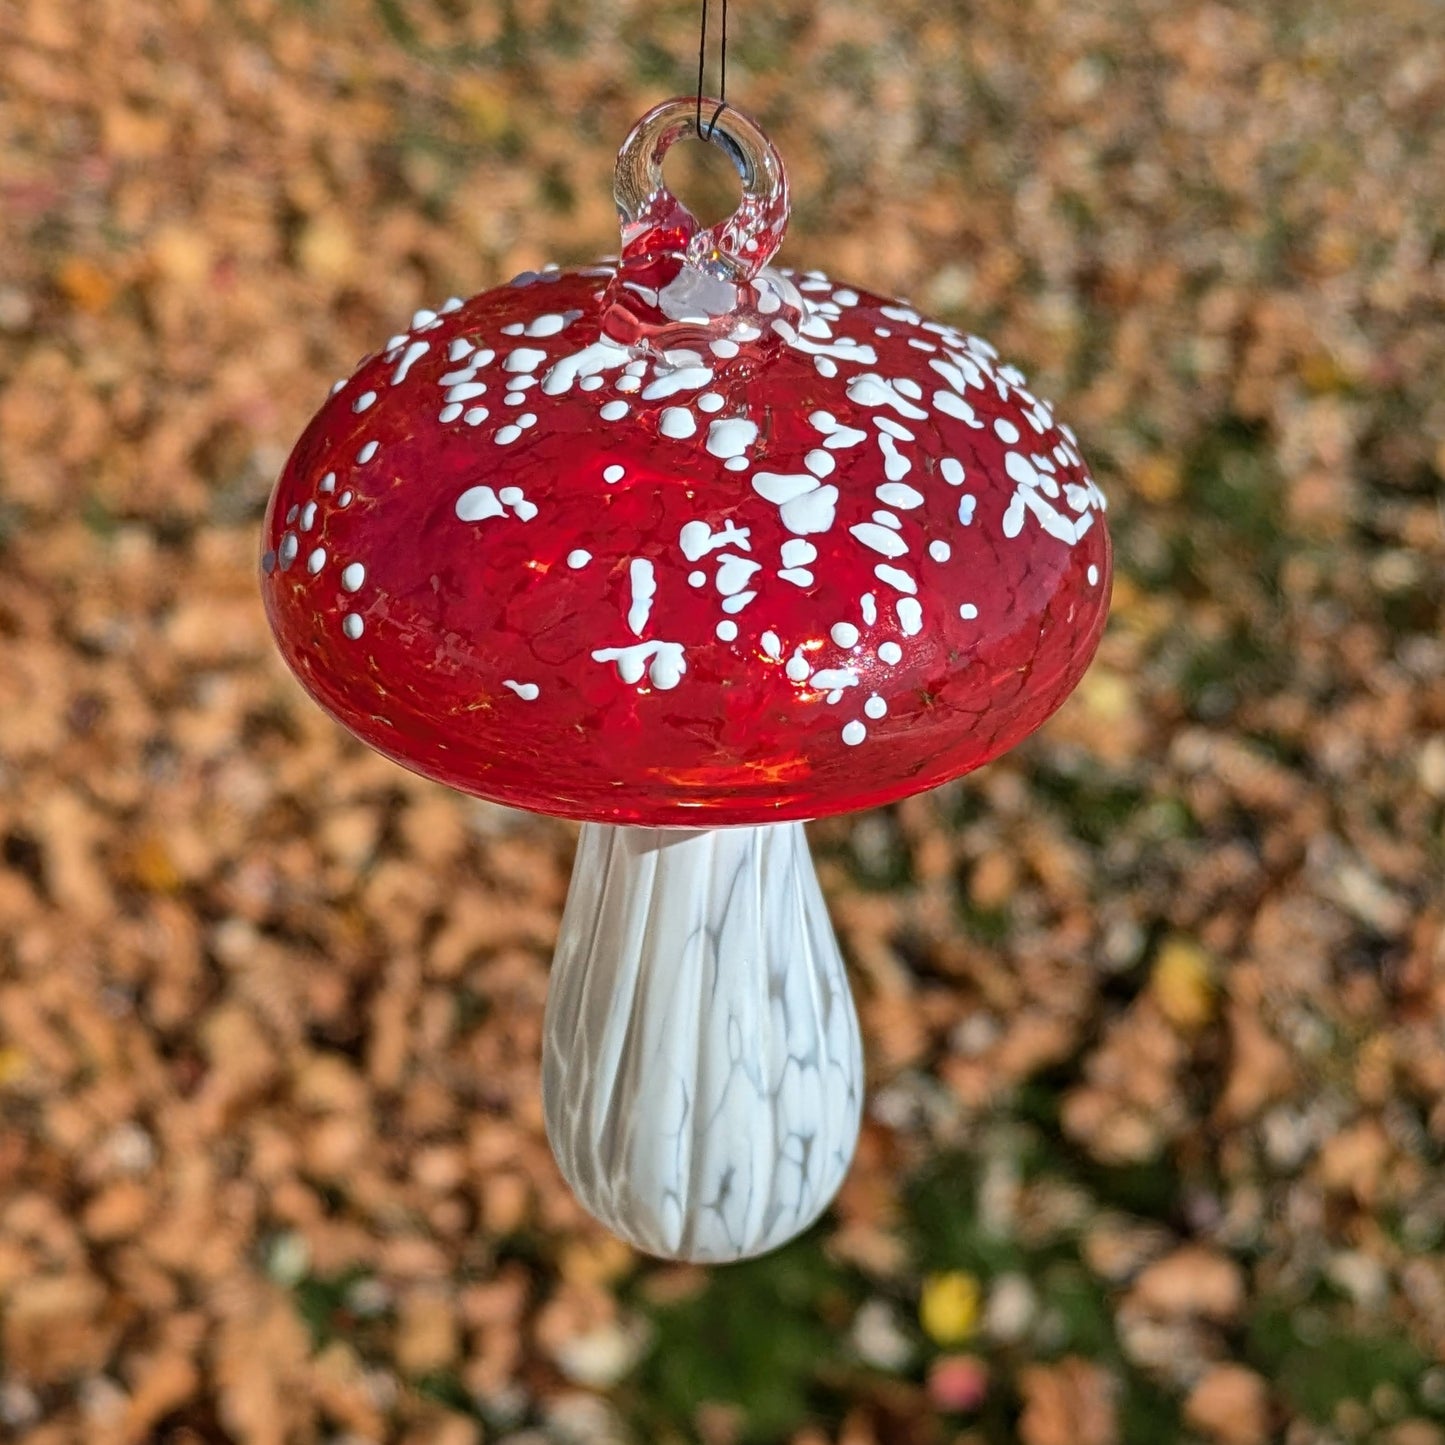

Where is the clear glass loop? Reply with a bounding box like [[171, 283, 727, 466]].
[[613, 97, 790, 284]]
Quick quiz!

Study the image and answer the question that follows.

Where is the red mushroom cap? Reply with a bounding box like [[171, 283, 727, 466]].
[[262, 102, 1110, 827]]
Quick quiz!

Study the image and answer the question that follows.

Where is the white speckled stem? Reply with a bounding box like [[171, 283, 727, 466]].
[[542, 822, 863, 1263]]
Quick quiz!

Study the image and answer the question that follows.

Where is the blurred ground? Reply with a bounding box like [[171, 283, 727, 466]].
[[1, 0, 1443, 1442]]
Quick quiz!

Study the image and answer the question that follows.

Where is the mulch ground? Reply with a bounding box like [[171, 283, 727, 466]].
[[1, 1, 1442, 1442]]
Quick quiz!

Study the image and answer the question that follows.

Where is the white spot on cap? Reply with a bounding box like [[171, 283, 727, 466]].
[[716, 619, 738, 641], [698, 392, 725, 413], [627, 558, 657, 636], [448, 338, 475, 361], [504, 347, 548, 372], [600, 400, 628, 421], [357, 440, 378, 463], [1088, 564, 1100, 586], [960, 602, 979, 619], [710, 339, 740, 359], [495, 424, 522, 445], [959, 494, 978, 525], [707, 418, 758, 458], [877, 433, 911, 481], [279, 533, 299, 567], [343, 613, 364, 639], [715, 554, 762, 596], [465, 406, 489, 426], [934, 391, 983, 427], [761, 631, 782, 659], [994, 417, 1021, 443], [874, 563, 917, 594], [830, 622, 860, 648], [815, 356, 838, 377], [524, 312, 572, 337], [824, 424, 868, 451], [392, 340, 429, 384], [300, 502, 317, 531], [942, 458, 965, 485], [864, 694, 887, 719], [780, 486, 837, 536], [897, 598, 923, 635], [842, 720, 866, 746], [847, 373, 929, 419], [878, 641, 902, 664], [679, 519, 751, 562], [341, 562, 365, 592], [541, 339, 627, 395], [810, 667, 859, 694], [439, 403, 463, 423], [861, 593, 877, 625], [876, 481, 924, 509], [592, 640, 688, 690], [850, 522, 908, 558], [688, 569, 706, 587], [720, 590, 756, 614], [643, 366, 712, 401], [785, 650, 811, 681], [804, 449, 836, 478], [780, 539, 816, 568], [603, 464, 625, 483], [319, 472, 336, 493], [1002, 494, 1026, 539], [660, 407, 696, 439], [456, 486, 505, 522], [307, 547, 326, 573], [503, 679, 540, 700], [567, 549, 592, 569], [929, 540, 952, 562], [353, 390, 377, 413], [754, 471, 817, 506]]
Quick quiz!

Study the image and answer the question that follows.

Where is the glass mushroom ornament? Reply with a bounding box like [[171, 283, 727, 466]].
[[262, 99, 1111, 1262]]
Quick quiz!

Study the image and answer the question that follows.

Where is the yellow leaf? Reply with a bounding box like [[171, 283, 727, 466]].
[[920, 1271, 981, 1346], [55, 257, 116, 314], [1135, 453, 1181, 504], [453, 75, 512, 141], [127, 835, 182, 894], [1151, 937, 1217, 1031], [1076, 667, 1135, 725]]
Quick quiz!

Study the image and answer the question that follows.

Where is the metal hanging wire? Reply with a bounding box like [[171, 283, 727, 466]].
[[695, 0, 730, 137]]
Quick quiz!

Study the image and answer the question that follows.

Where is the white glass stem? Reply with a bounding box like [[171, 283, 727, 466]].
[[542, 821, 863, 1262]]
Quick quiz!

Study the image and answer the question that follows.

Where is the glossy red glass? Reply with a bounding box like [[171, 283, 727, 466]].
[[262, 100, 1111, 826]]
